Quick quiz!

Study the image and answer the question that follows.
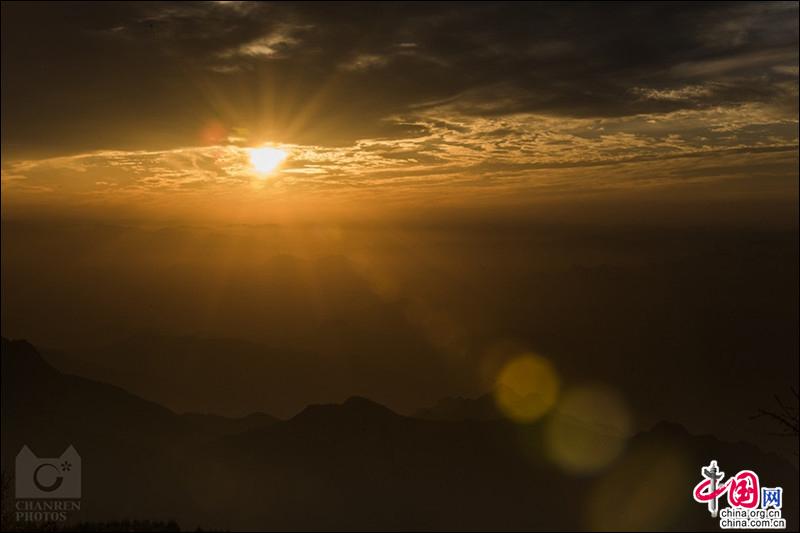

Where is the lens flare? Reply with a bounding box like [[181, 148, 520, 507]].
[[248, 146, 288, 176], [587, 444, 691, 531], [494, 354, 559, 423], [545, 384, 631, 474]]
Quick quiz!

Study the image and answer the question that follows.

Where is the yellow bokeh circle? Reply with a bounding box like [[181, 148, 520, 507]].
[[494, 354, 559, 423]]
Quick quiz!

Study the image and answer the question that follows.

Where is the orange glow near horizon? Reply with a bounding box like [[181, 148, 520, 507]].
[[248, 146, 288, 176]]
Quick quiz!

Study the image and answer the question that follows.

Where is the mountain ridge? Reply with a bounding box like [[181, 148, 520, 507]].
[[2, 337, 797, 531]]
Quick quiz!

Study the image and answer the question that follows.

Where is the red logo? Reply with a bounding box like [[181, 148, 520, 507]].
[[693, 461, 762, 517], [727, 470, 759, 509]]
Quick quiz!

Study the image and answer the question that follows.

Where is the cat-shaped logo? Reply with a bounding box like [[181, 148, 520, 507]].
[[15, 445, 81, 499]]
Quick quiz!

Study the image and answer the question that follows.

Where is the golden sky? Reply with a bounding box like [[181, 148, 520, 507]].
[[1, 3, 798, 452], [1, 2, 797, 221]]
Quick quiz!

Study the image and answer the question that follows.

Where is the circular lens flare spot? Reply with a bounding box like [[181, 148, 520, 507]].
[[587, 444, 691, 530], [248, 146, 288, 176], [495, 354, 559, 423], [545, 384, 631, 474]]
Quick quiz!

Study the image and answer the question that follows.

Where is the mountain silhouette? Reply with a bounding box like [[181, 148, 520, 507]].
[[288, 396, 401, 428], [179, 411, 277, 437], [42, 333, 319, 417], [2, 337, 797, 531], [414, 392, 500, 421]]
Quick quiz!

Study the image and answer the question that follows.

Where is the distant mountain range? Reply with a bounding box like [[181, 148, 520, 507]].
[[41, 334, 320, 418], [2, 337, 797, 531], [414, 392, 501, 421]]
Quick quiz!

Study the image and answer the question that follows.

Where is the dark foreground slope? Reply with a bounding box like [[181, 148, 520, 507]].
[[2, 338, 797, 531]]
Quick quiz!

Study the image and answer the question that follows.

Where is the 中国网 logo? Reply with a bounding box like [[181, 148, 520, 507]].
[[693, 460, 786, 529]]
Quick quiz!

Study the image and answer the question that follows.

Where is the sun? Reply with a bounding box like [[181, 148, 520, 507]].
[[248, 146, 288, 175]]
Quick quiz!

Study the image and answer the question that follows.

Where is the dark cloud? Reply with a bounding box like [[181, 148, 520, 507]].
[[2, 1, 797, 159]]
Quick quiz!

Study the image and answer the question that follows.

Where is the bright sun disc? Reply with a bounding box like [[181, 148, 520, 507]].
[[248, 147, 288, 175]]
